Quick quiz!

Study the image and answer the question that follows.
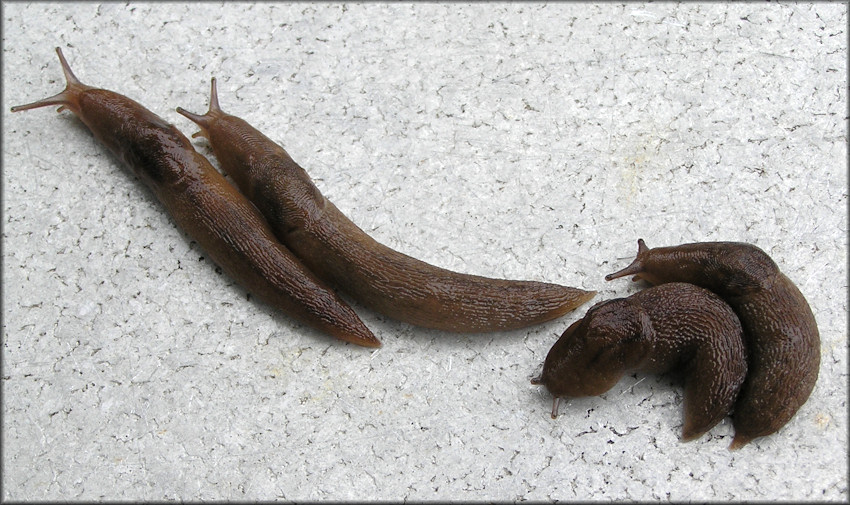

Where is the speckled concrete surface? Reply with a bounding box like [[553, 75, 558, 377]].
[[2, 2, 847, 501]]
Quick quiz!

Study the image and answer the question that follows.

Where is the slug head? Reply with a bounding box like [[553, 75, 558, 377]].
[[177, 79, 275, 196], [606, 239, 779, 297], [176, 77, 227, 141], [11, 47, 93, 116], [605, 238, 663, 284], [534, 298, 653, 417]]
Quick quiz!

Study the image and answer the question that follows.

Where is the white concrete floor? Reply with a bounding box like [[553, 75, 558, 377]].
[[3, 3, 847, 501]]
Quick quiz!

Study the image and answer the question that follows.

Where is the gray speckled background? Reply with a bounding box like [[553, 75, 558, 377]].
[[3, 2, 847, 501]]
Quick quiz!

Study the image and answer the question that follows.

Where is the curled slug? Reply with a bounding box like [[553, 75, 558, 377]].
[[12, 48, 380, 348], [175, 79, 595, 332], [606, 239, 820, 448], [533, 283, 748, 442]]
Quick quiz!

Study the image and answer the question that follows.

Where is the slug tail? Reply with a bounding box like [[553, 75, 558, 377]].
[[605, 238, 650, 281], [177, 77, 226, 139], [11, 47, 89, 114], [571, 289, 597, 310], [347, 336, 382, 348], [538, 287, 597, 325], [680, 421, 708, 443], [729, 432, 754, 450], [343, 328, 383, 348]]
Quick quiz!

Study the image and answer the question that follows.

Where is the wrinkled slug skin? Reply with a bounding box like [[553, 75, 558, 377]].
[[534, 283, 747, 442], [606, 239, 820, 448], [177, 79, 595, 332], [11, 48, 380, 348]]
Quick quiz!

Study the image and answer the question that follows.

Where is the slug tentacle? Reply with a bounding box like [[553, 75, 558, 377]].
[[13, 49, 380, 348], [550, 397, 562, 419], [176, 77, 224, 139], [535, 283, 747, 442], [179, 79, 596, 333], [11, 47, 92, 114], [604, 238, 650, 282], [606, 239, 820, 449]]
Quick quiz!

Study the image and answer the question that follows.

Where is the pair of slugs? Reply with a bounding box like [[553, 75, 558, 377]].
[[12, 48, 596, 348], [533, 240, 820, 449]]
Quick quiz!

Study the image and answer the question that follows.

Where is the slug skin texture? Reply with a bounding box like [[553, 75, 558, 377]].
[[606, 239, 820, 448], [12, 48, 380, 348], [534, 283, 747, 443], [178, 78, 595, 333]]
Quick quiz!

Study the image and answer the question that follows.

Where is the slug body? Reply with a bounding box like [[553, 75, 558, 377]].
[[533, 283, 748, 442], [177, 80, 595, 332], [12, 48, 379, 348], [606, 239, 820, 448]]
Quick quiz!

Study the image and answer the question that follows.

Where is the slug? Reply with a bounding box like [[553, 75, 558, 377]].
[[532, 283, 748, 443], [605, 239, 820, 448], [11, 48, 380, 348], [175, 78, 595, 332]]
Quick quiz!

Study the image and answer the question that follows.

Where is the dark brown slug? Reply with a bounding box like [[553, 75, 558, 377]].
[[533, 283, 748, 443], [12, 48, 380, 348], [176, 79, 595, 332], [606, 239, 820, 448]]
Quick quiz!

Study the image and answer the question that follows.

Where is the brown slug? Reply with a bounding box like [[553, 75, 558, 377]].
[[12, 48, 380, 348], [606, 239, 820, 448], [175, 78, 595, 332], [533, 283, 748, 442]]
